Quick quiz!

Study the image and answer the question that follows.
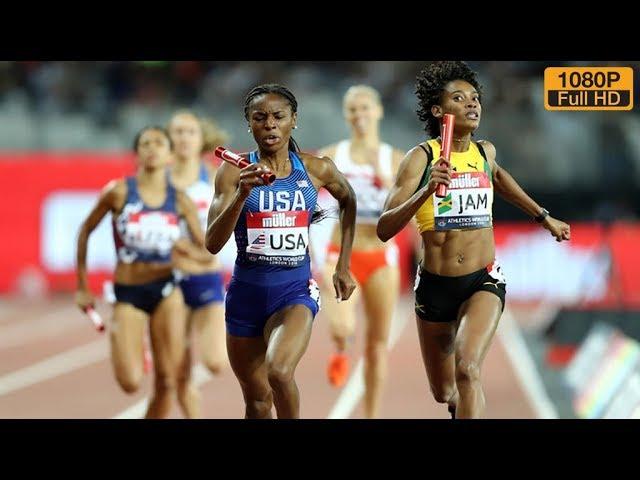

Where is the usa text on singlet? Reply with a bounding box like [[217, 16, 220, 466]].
[[234, 150, 318, 269]]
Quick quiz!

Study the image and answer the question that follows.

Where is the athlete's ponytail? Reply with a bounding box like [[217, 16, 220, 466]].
[[288, 136, 301, 153], [310, 205, 335, 224]]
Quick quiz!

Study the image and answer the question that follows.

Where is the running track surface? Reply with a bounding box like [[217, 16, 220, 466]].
[[0, 294, 536, 419]]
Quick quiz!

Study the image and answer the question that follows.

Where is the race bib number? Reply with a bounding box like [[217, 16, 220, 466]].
[[246, 210, 309, 267], [120, 208, 181, 256], [433, 172, 493, 231]]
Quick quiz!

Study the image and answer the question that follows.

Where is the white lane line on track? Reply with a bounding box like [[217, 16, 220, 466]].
[[326, 309, 410, 419], [0, 305, 87, 349], [0, 339, 107, 397], [326, 303, 559, 420], [497, 308, 559, 419], [112, 363, 213, 419]]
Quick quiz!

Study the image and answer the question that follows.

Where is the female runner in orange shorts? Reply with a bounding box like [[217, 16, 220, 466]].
[[318, 85, 405, 418]]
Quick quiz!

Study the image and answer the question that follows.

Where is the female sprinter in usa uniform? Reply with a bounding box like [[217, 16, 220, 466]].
[[206, 84, 357, 419], [377, 62, 570, 418], [318, 85, 405, 418], [75, 126, 205, 418], [167, 111, 230, 418]]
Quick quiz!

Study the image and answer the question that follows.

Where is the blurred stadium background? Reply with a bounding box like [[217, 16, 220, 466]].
[[1, 61, 639, 419]]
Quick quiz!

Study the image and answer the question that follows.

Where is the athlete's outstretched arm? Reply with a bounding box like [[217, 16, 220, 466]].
[[377, 147, 450, 242], [480, 140, 570, 242], [205, 161, 272, 254], [75, 180, 123, 310], [306, 155, 357, 301]]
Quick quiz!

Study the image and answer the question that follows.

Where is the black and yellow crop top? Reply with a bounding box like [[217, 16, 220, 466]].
[[414, 139, 494, 233]]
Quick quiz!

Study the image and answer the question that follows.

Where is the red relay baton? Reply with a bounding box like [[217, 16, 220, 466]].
[[214, 146, 276, 185], [435, 113, 455, 198], [83, 306, 105, 333]]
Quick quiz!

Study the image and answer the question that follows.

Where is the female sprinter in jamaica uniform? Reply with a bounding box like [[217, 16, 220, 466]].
[[206, 84, 357, 419], [377, 61, 571, 419], [76, 126, 205, 418]]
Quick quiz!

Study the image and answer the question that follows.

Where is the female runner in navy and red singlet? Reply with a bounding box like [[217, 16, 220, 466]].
[[206, 84, 357, 419], [318, 85, 406, 418], [75, 126, 205, 418], [167, 111, 230, 418]]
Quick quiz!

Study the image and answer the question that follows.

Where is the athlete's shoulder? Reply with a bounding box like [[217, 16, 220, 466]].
[[298, 151, 326, 162], [407, 142, 433, 161], [103, 178, 127, 198], [298, 152, 337, 182], [394, 143, 431, 180], [99, 178, 127, 210], [298, 151, 333, 169], [476, 139, 497, 160], [102, 178, 124, 192]]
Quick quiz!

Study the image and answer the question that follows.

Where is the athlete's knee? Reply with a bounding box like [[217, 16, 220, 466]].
[[430, 383, 457, 404], [245, 390, 273, 418], [118, 376, 142, 394], [455, 358, 481, 385], [204, 361, 224, 376], [267, 361, 294, 388], [365, 340, 387, 365], [116, 369, 143, 394], [154, 372, 178, 393], [331, 321, 353, 340], [202, 354, 227, 376], [176, 369, 191, 391]]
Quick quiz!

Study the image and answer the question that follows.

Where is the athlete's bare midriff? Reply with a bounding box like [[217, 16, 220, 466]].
[[202, 257, 221, 271], [114, 262, 174, 285], [330, 223, 387, 251], [420, 227, 495, 276]]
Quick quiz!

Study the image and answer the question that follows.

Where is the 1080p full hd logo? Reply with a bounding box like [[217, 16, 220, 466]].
[[544, 67, 634, 111]]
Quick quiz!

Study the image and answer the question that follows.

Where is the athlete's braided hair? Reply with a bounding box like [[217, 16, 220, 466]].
[[415, 61, 483, 138], [244, 84, 301, 153]]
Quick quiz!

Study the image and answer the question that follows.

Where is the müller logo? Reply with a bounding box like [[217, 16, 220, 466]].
[[449, 173, 487, 189], [262, 213, 296, 227], [544, 67, 634, 111]]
